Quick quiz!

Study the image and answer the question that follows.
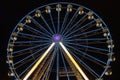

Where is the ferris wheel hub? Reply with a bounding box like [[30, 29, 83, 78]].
[[53, 34, 62, 42]]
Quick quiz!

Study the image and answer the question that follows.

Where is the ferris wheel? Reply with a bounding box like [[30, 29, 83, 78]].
[[7, 2, 115, 80]]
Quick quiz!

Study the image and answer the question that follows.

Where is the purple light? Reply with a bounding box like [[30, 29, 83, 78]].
[[53, 34, 62, 42]]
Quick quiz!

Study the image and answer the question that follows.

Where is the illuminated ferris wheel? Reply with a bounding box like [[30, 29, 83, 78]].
[[7, 2, 115, 80]]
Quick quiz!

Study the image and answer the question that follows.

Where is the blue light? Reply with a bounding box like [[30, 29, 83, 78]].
[[53, 34, 62, 42]]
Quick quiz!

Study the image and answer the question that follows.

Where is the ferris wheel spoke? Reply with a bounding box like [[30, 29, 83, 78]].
[[10, 44, 36, 47], [13, 45, 49, 66], [24, 26, 42, 36], [24, 24, 51, 38], [80, 24, 95, 33], [12, 42, 49, 54], [82, 41, 106, 45], [13, 49, 36, 57], [38, 52, 54, 80], [49, 13, 56, 34], [66, 28, 102, 39], [16, 49, 45, 69], [43, 57, 54, 80], [65, 38, 107, 42], [66, 41, 105, 45], [59, 42, 89, 80], [12, 40, 50, 44], [63, 13, 87, 36], [31, 47, 53, 80], [83, 48, 108, 55], [65, 43, 107, 65], [75, 50, 105, 67], [18, 32, 50, 40], [18, 55, 41, 77], [20, 52, 48, 80], [15, 54, 40, 69], [57, 10, 60, 33], [45, 47, 56, 80], [66, 46, 106, 67], [66, 41, 109, 52], [69, 50, 100, 78], [40, 15, 54, 35], [31, 17, 52, 36], [65, 43, 107, 56], [60, 48, 70, 80], [80, 31, 103, 39], [62, 10, 78, 35], [14, 34, 36, 40], [56, 46, 59, 80], [65, 20, 95, 37], [60, 11, 69, 34], [23, 42, 55, 80]]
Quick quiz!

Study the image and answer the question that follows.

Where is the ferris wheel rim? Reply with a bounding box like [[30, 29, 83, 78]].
[[7, 2, 114, 80]]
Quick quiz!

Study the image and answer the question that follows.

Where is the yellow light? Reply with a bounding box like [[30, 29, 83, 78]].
[[59, 42, 89, 80], [23, 42, 55, 80]]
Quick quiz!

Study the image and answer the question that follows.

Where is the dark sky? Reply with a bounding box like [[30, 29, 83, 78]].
[[0, 0, 119, 80]]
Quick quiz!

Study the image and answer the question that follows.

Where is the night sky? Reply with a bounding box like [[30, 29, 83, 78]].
[[0, 0, 120, 80]]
